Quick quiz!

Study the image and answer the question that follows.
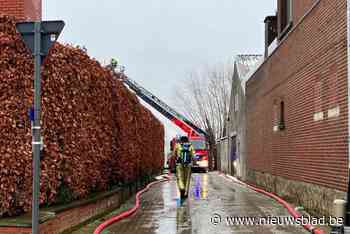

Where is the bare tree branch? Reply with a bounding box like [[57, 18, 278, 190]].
[[173, 62, 233, 169]]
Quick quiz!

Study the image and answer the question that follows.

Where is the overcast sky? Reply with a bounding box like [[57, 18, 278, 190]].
[[43, 1, 276, 151]]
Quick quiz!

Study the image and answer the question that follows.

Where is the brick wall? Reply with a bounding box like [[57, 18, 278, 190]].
[[39, 192, 122, 234], [246, 0, 348, 192], [0, 179, 149, 234], [0, 191, 123, 234], [0, 0, 41, 20], [291, 0, 318, 23]]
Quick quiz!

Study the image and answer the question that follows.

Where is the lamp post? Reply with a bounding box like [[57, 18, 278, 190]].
[[16, 20, 65, 234]]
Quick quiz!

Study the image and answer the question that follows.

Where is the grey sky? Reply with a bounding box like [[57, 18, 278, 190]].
[[43, 1, 276, 151]]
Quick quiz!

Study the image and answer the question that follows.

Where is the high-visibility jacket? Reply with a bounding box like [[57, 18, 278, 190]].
[[110, 58, 118, 69], [175, 142, 195, 164]]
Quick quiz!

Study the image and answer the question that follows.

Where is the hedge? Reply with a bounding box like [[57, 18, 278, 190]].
[[0, 15, 164, 217]]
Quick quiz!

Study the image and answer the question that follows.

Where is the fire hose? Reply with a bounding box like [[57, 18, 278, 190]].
[[93, 175, 170, 234], [221, 173, 325, 234]]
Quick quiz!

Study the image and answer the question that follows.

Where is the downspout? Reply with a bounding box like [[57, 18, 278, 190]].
[[347, 0, 350, 226]]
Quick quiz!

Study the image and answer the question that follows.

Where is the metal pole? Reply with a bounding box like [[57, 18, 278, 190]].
[[32, 21, 41, 234]]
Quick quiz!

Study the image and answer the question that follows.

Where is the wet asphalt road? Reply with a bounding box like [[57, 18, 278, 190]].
[[105, 172, 308, 234]]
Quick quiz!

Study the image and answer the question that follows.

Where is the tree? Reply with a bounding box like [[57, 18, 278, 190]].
[[174, 62, 233, 170]]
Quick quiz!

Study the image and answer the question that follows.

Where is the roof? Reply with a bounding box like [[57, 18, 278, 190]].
[[234, 54, 264, 92]]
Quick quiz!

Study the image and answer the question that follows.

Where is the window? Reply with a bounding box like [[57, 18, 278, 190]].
[[279, 0, 293, 40], [279, 101, 285, 130], [190, 140, 206, 150]]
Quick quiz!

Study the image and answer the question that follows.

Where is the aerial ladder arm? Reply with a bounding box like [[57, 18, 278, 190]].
[[117, 72, 207, 138]]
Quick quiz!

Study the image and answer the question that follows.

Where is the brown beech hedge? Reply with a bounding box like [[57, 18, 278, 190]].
[[0, 15, 164, 217]]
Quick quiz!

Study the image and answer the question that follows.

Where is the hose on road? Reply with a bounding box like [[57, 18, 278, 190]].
[[221, 173, 325, 234], [93, 175, 170, 234]]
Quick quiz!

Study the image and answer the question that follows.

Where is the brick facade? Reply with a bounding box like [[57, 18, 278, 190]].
[[0, 0, 41, 20], [246, 0, 348, 196], [290, 0, 318, 24]]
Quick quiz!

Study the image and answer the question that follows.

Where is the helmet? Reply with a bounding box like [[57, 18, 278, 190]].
[[110, 58, 118, 67], [180, 136, 189, 143]]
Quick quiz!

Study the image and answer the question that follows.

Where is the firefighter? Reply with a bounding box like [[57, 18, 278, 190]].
[[110, 58, 118, 70], [175, 136, 195, 199]]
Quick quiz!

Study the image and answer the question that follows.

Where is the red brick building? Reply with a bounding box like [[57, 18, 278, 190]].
[[0, 0, 41, 20], [246, 0, 348, 216]]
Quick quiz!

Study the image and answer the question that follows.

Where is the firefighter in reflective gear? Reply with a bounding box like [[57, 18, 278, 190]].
[[110, 58, 118, 70], [175, 136, 195, 199]]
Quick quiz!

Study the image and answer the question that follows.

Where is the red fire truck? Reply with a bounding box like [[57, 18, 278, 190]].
[[189, 135, 209, 172], [168, 135, 208, 173]]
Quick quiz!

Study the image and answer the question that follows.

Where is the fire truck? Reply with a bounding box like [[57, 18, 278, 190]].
[[169, 135, 208, 173], [115, 67, 209, 173]]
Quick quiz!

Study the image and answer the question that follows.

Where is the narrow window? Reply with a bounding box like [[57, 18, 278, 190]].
[[279, 101, 285, 130]]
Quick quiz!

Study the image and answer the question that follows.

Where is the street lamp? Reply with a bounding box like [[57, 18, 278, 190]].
[[16, 20, 65, 234]]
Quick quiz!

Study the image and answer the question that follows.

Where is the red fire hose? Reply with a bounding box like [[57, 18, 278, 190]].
[[93, 175, 170, 234], [94, 173, 324, 234], [221, 174, 325, 234]]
